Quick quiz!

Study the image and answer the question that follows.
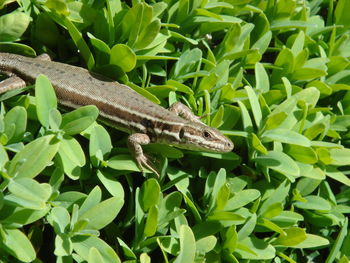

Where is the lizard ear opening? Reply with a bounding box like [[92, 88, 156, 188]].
[[179, 128, 185, 139]]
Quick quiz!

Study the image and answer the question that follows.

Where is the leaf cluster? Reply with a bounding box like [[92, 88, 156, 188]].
[[0, 0, 350, 262]]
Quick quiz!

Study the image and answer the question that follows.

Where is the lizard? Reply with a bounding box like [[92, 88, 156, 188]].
[[0, 52, 234, 176]]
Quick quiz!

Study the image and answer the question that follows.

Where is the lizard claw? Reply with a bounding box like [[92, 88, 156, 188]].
[[136, 153, 160, 177]]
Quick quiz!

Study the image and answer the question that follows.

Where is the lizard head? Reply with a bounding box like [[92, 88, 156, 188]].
[[175, 122, 234, 153]]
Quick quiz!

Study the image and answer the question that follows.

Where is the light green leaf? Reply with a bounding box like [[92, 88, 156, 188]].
[[329, 148, 350, 165], [89, 124, 112, 167], [262, 129, 310, 146], [7, 177, 51, 210], [72, 236, 121, 263], [61, 105, 99, 135], [143, 205, 158, 238], [290, 234, 330, 249], [88, 247, 104, 263], [35, 74, 57, 128], [2, 228, 36, 262], [174, 225, 196, 263], [3, 106, 27, 144], [96, 170, 124, 200], [244, 85, 262, 128], [325, 218, 348, 263], [235, 237, 275, 260], [58, 136, 85, 180], [79, 197, 124, 230], [49, 206, 70, 234], [272, 227, 307, 247], [284, 144, 318, 164], [326, 167, 350, 186], [225, 190, 261, 211], [8, 135, 60, 178], [140, 178, 160, 212], [255, 151, 300, 177], [255, 63, 269, 93], [0, 11, 30, 41], [196, 236, 217, 254], [110, 44, 136, 72], [294, 195, 331, 211]]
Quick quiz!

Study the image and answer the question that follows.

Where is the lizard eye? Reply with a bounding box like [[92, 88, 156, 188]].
[[179, 128, 185, 139], [203, 130, 211, 138]]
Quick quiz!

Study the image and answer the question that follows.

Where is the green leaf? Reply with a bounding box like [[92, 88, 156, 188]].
[[135, 19, 161, 50], [61, 106, 98, 135], [174, 225, 196, 263], [261, 202, 283, 218], [96, 170, 124, 200], [88, 247, 104, 263], [58, 136, 85, 180], [72, 235, 121, 263], [259, 180, 290, 215], [79, 196, 124, 230], [196, 236, 217, 255], [3, 106, 27, 144], [325, 218, 348, 263], [272, 227, 307, 247], [250, 133, 268, 154], [326, 167, 350, 186], [7, 177, 52, 209], [8, 135, 60, 178], [284, 144, 318, 164], [211, 105, 224, 128], [173, 48, 202, 79], [237, 214, 257, 240], [35, 74, 57, 128], [0, 11, 30, 41], [225, 190, 261, 211], [255, 63, 269, 93], [264, 112, 288, 130], [0, 144, 9, 169], [48, 206, 71, 234], [335, 0, 350, 27], [2, 228, 36, 262], [328, 148, 350, 165], [61, 14, 95, 70], [110, 44, 137, 72], [262, 129, 310, 146], [290, 234, 330, 249], [143, 205, 158, 238], [244, 86, 262, 128], [223, 225, 237, 253], [235, 237, 275, 260], [107, 154, 149, 172], [140, 178, 160, 212], [45, 0, 69, 15], [254, 151, 300, 177], [3, 206, 50, 226], [89, 124, 112, 167], [237, 101, 253, 132], [88, 33, 111, 65], [294, 195, 331, 211], [79, 186, 102, 216]]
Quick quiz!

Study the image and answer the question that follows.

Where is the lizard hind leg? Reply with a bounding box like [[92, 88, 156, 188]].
[[169, 101, 202, 123], [0, 75, 26, 95]]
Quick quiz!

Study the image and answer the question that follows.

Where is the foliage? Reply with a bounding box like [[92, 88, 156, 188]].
[[0, 0, 350, 262]]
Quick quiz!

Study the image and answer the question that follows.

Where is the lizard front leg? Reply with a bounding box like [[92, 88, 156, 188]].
[[0, 75, 26, 94], [169, 101, 202, 123], [127, 133, 160, 176]]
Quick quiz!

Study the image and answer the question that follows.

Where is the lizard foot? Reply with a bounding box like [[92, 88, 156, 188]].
[[136, 153, 160, 177]]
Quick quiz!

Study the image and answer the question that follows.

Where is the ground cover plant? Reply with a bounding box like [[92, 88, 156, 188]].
[[0, 0, 350, 262]]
